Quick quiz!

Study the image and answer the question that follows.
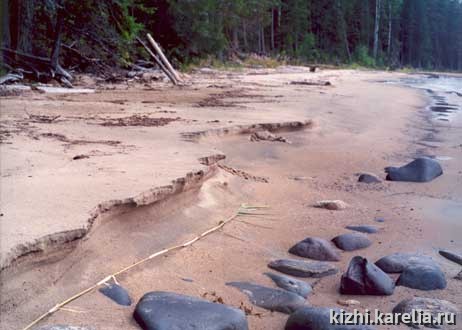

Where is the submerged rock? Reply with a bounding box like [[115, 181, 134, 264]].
[[227, 282, 305, 314], [332, 233, 372, 251], [289, 237, 341, 261], [392, 297, 459, 329], [99, 283, 132, 306], [439, 250, 462, 266], [345, 225, 379, 234], [385, 157, 443, 182], [314, 200, 348, 210], [264, 272, 312, 298], [268, 259, 338, 278], [358, 173, 381, 183], [134, 291, 248, 330], [397, 264, 446, 290], [340, 256, 395, 295], [375, 253, 437, 273], [285, 307, 375, 330]]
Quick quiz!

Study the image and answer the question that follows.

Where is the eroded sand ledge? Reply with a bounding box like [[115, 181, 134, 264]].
[[1, 67, 461, 330]]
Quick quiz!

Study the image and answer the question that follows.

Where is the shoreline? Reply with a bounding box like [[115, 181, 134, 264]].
[[1, 68, 461, 329]]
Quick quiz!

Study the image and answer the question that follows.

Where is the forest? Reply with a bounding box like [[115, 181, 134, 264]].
[[1, 0, 462, 81]]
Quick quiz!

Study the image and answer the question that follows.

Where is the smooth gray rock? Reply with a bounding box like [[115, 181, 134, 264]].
[[332, 233, 372, 251], [226, 282, 305, 314], [358, 173, 381, 183], [36, 327, 94, 330], [99, 283, 132, 306], [385, 157, 443, 182], [134, 291, 248, 330], [375, 253, 437, 273], [289, 237, 341, 261], [439, 250, 462, 266], [268, 259, 338, 278], [392, 297, 459, 329], [264, 272, 312, 298], [345, 225, 379, 234], [285, 307, 375, 330], [340, 256, 395, 295], [397, 264, 446, 290]]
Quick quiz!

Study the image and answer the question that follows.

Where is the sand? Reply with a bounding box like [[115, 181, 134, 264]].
[[0, 67, 461, 329]]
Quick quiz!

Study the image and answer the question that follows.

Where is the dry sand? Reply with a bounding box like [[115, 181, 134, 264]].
[[0, 67, 461, 329]]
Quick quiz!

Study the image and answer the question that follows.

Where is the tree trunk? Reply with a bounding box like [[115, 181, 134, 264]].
[[242, 21, 248, 51], [387, 0, 392, 58], [232, 27, 239, 51], [261, 25, 266, 54], [18, 0, 34, 53], [373, 0, 381, 59], [50, 3, 64, 71], [1, 0, 10, 49], [271, 9, 275, 51]]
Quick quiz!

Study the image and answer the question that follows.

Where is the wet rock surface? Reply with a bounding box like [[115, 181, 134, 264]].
[[285, 307, 375, 330], [332, 233, 372, 251], [385, 157, 443, 182], [268, 259, 338, 278], [397, 264, 447, 290], [340, 256, 395, 295], [358, 173, 381, 183], [227, 282, 305, 314], [392, 297, 459, 329], [134, 291, 248, 330], [98, 283, 132, 306], [375, 253, 437, 273], [345, 225, 379, 234], [289, 237, 341, 261], [264, 272, 312, 298], [439, 250, 462, 266], [314, 200, 348, 210]]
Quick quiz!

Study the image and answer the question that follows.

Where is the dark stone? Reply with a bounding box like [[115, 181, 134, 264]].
[[393, 297, 459, 329], [374, 217, 385, 223], [340, 256, 395, 295], [397, 264, 446, 290], [289, 237, 341, 261], [439, 250, 462, 266], [134, 291, 248, 330], [227, 282, 305, 314], [358, 173, 381, 183], [332, 233, 372, 251], [385, 157, 443, 182], [268, 259, 338, 278], [455, 270, 462, 280], [99, 283, 132, 306], [264, 272, 312, 298], [285, 307, 375, 330], [375, 253, 437, 273], [345, 225, 379, 234]]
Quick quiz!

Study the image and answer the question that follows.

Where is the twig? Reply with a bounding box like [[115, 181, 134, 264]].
[[22, 204, 266, 330]]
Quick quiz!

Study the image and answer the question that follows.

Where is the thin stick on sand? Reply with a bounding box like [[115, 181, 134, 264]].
[[22, 204, 267, 330]]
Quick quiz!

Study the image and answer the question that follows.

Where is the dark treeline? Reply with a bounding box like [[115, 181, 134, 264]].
[[1, 0, 462, 75]]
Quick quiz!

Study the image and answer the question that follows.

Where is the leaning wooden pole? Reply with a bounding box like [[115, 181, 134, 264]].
[[146, 33, 182, 83], [136, 37, 177, 85]]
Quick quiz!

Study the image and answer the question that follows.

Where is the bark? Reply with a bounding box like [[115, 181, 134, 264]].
[[271, 9, 275, 51], [1, 0, 10, 49], [18, 0, 34, 53], [373, 0, 381, 59], [261, 25, 266, 54], [387, 0, 392, 57], [242, 21, 248, 51], [50, 3, 64, 71], [232, 27, 239, 50]]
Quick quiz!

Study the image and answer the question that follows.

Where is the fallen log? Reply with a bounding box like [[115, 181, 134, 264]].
[[1, 47, 73, 87], [136, 37, 177, 85], [146, 33, 182, 83]]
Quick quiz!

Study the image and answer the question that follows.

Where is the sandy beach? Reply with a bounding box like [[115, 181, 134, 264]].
[[1, 67, 461, 330]]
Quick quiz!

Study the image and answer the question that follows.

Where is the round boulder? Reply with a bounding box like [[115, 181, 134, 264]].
[[385, 157, 443, 182], [375, 253, 437, 273], [134, 291, 248, 330], [289, 237, 341, 261], [396, 264, 446, 290], [332, 233, 372, 251]]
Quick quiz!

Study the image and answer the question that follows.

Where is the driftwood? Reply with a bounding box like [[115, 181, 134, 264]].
[[146, 33, 182, 83], [1, 47, 73, 87], [290, 80, 331, 86], [0, 72, 23, 85], [136, 37, 178, 85]]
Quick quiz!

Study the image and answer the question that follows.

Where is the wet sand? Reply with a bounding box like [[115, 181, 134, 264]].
[[1, 67, 461, 329]]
